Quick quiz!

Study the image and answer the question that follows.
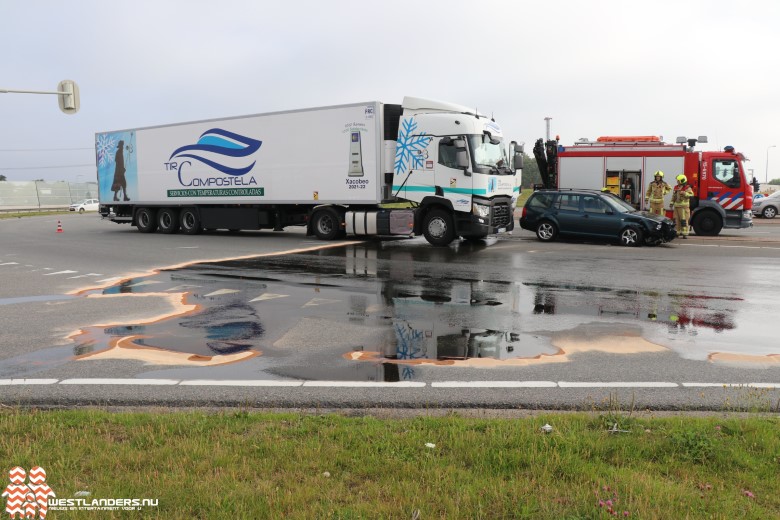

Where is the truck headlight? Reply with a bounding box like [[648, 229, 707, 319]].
[[472, 203, 491, 218]]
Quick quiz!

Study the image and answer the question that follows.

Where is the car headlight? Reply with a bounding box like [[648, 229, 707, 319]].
[[472, 203, 491, 218], [656, 224, 662, 230]]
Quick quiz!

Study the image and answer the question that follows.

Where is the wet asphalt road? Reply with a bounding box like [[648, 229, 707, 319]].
[[1, 213, 779, 411]]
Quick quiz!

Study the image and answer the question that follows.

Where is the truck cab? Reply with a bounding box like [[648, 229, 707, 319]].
[[391, 97, 520, 245], [692, 148, 753, 234]]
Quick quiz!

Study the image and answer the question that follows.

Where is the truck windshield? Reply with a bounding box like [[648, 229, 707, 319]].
[[467, 135, 511, 175]]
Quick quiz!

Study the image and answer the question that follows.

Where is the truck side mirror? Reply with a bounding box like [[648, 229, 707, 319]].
[[456, 150, 470, 173], [514, 153, 524, 171]]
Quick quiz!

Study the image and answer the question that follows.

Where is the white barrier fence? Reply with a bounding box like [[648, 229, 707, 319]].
[[0, 181, 98, 212]]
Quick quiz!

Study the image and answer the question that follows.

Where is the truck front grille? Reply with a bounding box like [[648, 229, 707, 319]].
[[492, 203, 511, 227]]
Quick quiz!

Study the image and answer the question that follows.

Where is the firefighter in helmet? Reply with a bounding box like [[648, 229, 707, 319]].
[[670, 174, 694, 238], [645, 170, 671, 216]]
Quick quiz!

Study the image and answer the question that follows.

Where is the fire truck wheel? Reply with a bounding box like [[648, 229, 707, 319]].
[[691, 210, 723, 236], [312, 208, 341, 240], [619, 227, 643, 247], [423, 208, 456, 246], [762, 206, 777, 219], [157, 208, 180, 234], [135, 207, 158, 233], [535, 221, 557, 242]]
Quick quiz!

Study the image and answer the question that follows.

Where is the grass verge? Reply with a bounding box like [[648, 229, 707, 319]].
[[1, 409, 778, 518]]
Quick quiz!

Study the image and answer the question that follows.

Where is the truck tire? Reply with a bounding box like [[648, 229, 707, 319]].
[[762, 206, 777, 219], [535, 220, 557, 242], [157, 208, 180, 234], [312, 208, 341, 240], [179, 208, 202, 235], [691, 210, 723, 236], [422, 208, 455, 246], [619, 226, 643, 247], [135, 208, 158, 233]]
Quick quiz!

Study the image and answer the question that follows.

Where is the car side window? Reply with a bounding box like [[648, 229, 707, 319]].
[[557, 194, 581, 212], [528, 192, 555, 209], [583, 196, 609, 214]]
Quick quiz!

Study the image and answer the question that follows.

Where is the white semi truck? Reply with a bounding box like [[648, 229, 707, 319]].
[[95, 97, 522, 246]]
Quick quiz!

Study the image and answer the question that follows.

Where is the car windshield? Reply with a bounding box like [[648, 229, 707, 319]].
[[603, 194, 636, 213], [467, 135, 510, 174]]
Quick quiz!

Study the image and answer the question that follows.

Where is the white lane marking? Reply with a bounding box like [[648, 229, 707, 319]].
[[682, 382, 780, 388], [176, 246, 200, 249], [59, 378, 179, 385], [67, 273, 103, 279], [302, 381, 426, 388], [432, 381, 557, 388], [0, 379, 59, 385], [203, 289, 241, 297], [302, 298, 341, 307], [43, 270, 78, 276], [0, 262, 19, 266], [179, 380, 302, 387], [680, 243, 780, 250], [95, 276, 125, 283], [249, 293, 289, 302], [127, 280, 164, 287], [558, 382, 678, 388]]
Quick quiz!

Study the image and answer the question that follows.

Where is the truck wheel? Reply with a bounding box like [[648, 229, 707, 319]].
[[423, 208, 455, 246], [535, 221, 557, 242], [762, 206, 777, 219], [179, 208, 202, 235], [158, 208, 179, 234], [619, 227, 643, 247], [691, 210, 723, 236], [312, 208, 341, 240], [135, 208, 158, 233]]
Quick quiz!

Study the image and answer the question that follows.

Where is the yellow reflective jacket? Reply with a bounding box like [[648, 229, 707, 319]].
[[671, 183, 694, 207], [646, 180, 671, 202]]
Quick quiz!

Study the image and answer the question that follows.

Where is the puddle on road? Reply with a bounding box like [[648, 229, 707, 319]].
[[61, 243, 777, 377]]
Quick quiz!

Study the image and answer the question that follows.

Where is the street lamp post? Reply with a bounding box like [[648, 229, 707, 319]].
[[767, 145, 777, 184]]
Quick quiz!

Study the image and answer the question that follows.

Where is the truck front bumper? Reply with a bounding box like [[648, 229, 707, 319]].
[[455, 198, 515, 237]]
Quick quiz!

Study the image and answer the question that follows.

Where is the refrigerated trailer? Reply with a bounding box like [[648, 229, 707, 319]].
[[96, 97, 522, 246]]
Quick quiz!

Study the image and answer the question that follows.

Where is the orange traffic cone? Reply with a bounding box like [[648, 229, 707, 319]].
[[56, 220, 63, 233]]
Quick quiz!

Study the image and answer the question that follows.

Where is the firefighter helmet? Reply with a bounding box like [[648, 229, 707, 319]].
[[601, 187, 610, 192], [676, 174, 687, 183], [654, 171, 664, 178]]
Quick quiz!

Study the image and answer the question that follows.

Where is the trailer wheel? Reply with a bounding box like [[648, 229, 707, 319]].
[[535, 220, 557, 242], [135, 207, 158, 233], [179, 208, 202, 235], [762, 206, 777, 219], [619, 227, 643, 247], [158, 208, 180, 234], [312, 208, 341, 240], [423, 208, 456, 246], [691, 210, 723, 236]]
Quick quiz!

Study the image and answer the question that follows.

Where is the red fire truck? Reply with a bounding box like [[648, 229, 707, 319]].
[[533, 135, 753, 236]]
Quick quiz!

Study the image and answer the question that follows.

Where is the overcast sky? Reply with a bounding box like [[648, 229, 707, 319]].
[[1, 0, 778, 183]]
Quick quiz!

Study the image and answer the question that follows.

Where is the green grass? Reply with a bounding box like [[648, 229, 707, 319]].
[[0, 210, 70, 219], [1, 410, 778, 518]]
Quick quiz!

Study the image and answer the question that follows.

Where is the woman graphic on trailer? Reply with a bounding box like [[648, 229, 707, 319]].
[[111, 140, 130, 201]]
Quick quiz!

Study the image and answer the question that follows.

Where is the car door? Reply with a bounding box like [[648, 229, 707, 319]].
[[553, 194, 582, 235], [581, 195, 622, 237]]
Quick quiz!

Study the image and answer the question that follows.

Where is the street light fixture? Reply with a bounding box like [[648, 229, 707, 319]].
[[767, 145, 777, 184]]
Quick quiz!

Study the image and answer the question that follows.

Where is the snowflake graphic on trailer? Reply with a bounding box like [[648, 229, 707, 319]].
[[394, 118, 432, 174], [96, 134, 118, 167]]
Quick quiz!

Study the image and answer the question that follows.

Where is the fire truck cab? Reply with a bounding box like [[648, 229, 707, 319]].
[[545, 136, 753, 236]]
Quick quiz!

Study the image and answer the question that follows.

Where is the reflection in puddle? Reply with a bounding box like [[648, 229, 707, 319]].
[[63, 243, 777, 377]]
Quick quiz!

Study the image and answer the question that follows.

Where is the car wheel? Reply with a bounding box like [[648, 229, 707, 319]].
[[158, 208, 179, 234], [78, 208, 85, 214], [619, 227, 643, 247], [691, 210, 722, 236], [135, 208, 158, 233], [312, 208, 341, 240], [179, 208, 202, 235], [762, 206, 777, 219], [422, 208, 456, 246], [535, 221, 557, 242]]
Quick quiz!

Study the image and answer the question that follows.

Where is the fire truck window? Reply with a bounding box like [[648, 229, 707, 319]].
[[713, 160, 741, 188]]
